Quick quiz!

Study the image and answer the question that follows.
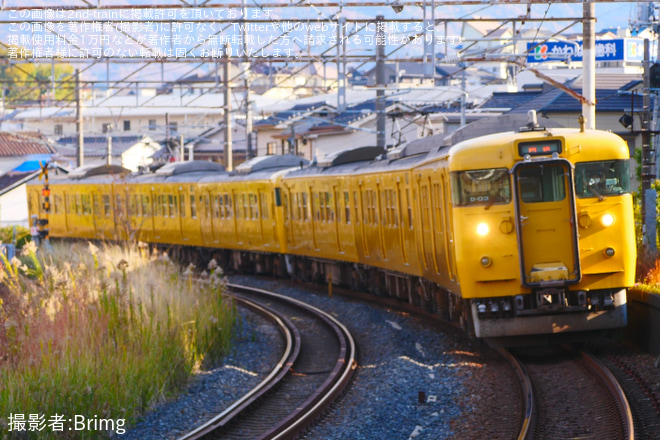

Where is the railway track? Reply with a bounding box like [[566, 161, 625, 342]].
[[501, 346, 634, 440], [591, 345, 660, 439], [179, 283, 357, 440]]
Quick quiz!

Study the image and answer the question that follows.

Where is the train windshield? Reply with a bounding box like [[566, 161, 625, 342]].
[[575, 160, 630, 199], [451, 168, 511, 207]]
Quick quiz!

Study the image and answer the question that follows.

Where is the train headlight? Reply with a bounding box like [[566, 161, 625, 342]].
[[601, 213, 615, 227], [480, 256, 492, 267], [604, 247, 615, 258], [476, 223, 489, 236]]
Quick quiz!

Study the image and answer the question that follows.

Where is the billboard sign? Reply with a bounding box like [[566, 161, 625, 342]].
[[526, 38, 644, 63]]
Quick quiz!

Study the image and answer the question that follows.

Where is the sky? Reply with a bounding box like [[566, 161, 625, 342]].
[[0, 1, 649, 83]]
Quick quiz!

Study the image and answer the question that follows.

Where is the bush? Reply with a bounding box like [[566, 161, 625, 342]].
[[0, 242, 236, 439]]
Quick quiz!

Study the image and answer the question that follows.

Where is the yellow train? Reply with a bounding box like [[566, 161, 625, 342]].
[[27, 119, 636, 338]]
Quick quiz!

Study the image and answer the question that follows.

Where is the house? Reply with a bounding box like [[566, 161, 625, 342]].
[[53, 135, 162, 172], [0, 165, 68, 228], [254, 101, 336, 159]]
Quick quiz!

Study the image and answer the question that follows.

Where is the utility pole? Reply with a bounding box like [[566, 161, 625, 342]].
[[337, 16, 347, 113], [423, 0, 435, 78], [376, 14, 386, 151], [243, 0, 253, 159], [224, 43, 233, 171], [642, 38, 657, 249], [582, 0, 596, 129], [106, 135, 112, 166], [75, 69, 84, 168]]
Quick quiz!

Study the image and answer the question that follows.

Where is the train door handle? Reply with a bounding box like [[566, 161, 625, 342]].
[[520, 215, 529, 223]]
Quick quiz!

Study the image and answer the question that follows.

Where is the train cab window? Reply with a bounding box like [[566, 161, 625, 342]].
[[190, 195, 197, 219], [575, 160, 630, 198], [452, 168, 511, 207], [518, 165, 566, 203], [204, 195, 210, 219], [344, 191, 351, 224], [179, 195, 185, 218]]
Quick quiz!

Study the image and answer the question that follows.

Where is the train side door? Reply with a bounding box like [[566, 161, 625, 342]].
[[513, 160, 580, 287]]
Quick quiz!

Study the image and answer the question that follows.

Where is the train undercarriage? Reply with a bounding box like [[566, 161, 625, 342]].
[[170, 245, 627, 339]]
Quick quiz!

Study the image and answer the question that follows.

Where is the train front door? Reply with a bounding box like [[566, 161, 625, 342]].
[[513, 159, 580, 288]]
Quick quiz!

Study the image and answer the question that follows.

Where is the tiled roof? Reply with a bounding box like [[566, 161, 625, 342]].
[[479, 91, 543, 110], [541, 88, 653, 113], [0, 170, 38, 194], [254, 101, 328, 127], [0, 132, 56, 156], [55, 135, 143, 157], [313, 99, 395, 129]]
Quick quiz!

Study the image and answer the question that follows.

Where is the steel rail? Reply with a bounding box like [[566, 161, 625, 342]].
[[178, 291, 300, 440], [180, 282, 357, 440], [578, 350, 635, 440], [226, 283, 357, 440], [495, 348, 533, 440]]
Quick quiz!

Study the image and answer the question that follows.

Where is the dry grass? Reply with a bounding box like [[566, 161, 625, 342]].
[[0, 241, 236, 439]]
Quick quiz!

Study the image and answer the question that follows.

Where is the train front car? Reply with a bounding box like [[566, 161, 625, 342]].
[[450, 125, 635, 338]]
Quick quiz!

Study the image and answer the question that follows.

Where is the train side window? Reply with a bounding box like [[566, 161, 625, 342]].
[[226, 194, 232, 218], [103, 194, 110, 217], [344, 191, 350, 224], [179, 195, 185, 218], [432, 183, 443, 233], [215, 195, 225, 219], [252, 194, 259, 219], [302, 192, 309, 221], [129, 195, 136, 217], [142, 195, 150, 218], [242, 194, 248, 219], [384, 190, 391, 226], [283, 193, 289, 222], [190, 195, 197, 219], [406, 188, 412, 229], [54, 194, 61, 214], [212, 195, 220, 219], [204, 195, 210, 219], [260, 193, 269, 220]]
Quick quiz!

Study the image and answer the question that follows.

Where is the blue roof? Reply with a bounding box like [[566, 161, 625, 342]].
[[314, 99, 394, 129], [254, 101, 328, 127], [12, 154, 53, 172], [541, 88, 653, 113], [479, 91, 543, 110]]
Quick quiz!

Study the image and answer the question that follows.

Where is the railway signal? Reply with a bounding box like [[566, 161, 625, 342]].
[[37, 161, 50, 243]]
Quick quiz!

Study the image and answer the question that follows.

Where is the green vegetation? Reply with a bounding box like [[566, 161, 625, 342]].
[[0, 242, 236, 439], [0, 225, 30, 248], [0, 47, 74, 105]]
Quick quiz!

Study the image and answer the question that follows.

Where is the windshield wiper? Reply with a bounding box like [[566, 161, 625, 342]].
[[588, 185, 605, 202]]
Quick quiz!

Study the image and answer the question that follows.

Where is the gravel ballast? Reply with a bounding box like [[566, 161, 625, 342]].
[[121, 276, 527, 439]]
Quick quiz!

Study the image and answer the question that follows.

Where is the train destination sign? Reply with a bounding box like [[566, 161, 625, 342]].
[[518, 140, 562, 157]]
